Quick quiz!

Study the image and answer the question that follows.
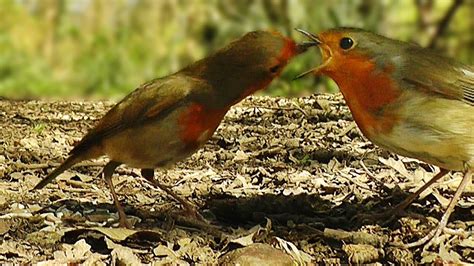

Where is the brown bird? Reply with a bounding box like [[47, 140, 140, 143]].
[[34, 30, 316, 228], [297, 28, 473, 247]]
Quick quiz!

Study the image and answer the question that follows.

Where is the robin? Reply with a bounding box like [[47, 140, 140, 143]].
[[34, 30, 317, 228], [296, 28, 473, 247]]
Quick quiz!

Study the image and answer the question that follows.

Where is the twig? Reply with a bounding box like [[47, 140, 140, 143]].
[[323, 228, 387, 247], [20, 163, 50, 169], [17, 160, 105, 170], [63, 179, 95, 189], [428, 0, 464, 49], [172, 214, 225, 238], [338, 171, 372, 191], [337, 122, 356, 138], [359, 159, 376, 180], [252, 104, 309, 118], [289, 101, 309, 118]]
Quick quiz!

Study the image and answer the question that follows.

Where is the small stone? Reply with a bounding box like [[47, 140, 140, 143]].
[[219, 243, 294, 266]]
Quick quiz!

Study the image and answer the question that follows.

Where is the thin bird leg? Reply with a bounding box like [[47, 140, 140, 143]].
[[402, 169, 472, 248], [102, 161, 132, 229], [140, 169, 205, 222], [392, 168, 450, 213], [355, 169, 450, 224]]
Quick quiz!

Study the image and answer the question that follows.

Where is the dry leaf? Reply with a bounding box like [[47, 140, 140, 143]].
[[379, 157, 410, 179], [0, 219, 11, 235], [273, 237, 313, 264], [109, 241, 142, 266]]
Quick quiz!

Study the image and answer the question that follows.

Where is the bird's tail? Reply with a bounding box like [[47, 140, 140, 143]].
[[33, 154, 84, 190]]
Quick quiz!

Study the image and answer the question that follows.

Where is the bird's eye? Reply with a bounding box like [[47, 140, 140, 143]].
[[339, 37, 354, 50], [269, 64, 280, 74]]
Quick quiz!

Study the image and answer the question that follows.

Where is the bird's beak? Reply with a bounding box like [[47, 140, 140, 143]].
[[295, 41, 318, 54], [294, 28, 320, 54], [295, 29, 321, 44], [293, 28, 328, 80]]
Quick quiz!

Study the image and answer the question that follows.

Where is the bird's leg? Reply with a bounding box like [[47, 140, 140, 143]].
[[356, 169, 449, 224], [391, 168, 450, 215], [402, 169, 472, 248], [140, 169, 205, 222], [102, 161, 132, 229]]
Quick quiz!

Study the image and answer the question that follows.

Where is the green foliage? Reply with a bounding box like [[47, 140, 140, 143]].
[[0, 0, 471, 99]]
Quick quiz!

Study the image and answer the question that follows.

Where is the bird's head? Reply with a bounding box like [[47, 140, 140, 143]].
[[183, 30, 317, 105], [295, 27, 407, 80], [215, 30, 314, 79]]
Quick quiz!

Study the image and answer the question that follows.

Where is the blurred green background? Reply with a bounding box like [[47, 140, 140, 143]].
[[0, 0, 472, 100]]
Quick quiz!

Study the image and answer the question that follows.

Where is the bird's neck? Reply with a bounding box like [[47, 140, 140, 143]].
[[181, 59, 271, 109], [323, 56, 401, 137]]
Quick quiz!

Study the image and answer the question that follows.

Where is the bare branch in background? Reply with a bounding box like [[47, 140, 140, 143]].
[[415, 0, 434, 32], [428, 0, 464, 49]]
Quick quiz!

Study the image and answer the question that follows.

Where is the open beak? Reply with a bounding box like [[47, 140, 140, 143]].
[[295, 41, 318, 54], [294, 29, 320, 54], [295, 29, 321, 44], [293, 28, 329, 80]]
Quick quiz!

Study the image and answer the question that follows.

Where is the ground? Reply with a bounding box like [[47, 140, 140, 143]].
[[0, 94, 473, 265]]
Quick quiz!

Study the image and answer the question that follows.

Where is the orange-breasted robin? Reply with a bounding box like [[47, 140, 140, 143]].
[[296, 28, 473, 247], [34, 30, 316, 228]]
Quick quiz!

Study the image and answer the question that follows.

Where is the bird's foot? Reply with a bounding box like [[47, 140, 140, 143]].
[[118, 213, 133, 229], [353, 203, 425, 226], [353, 208, 399, 226], [393, 214, 470, 249], [179, 200, 207, 224], [140, 171, 208, 224], [394, 224, 467, 249], [401, 224, 444, 249], [396, 169, 473, 249], [170, 208, 223, 237]]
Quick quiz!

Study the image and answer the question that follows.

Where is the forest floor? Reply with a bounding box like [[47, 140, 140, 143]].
[[1, 94, 473, 265]]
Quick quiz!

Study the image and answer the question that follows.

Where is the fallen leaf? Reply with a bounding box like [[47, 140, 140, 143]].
[[219, 243, 294, 266], [342, 244, 380, 264], [91, 227, 137, 241], [379, 157, 410, 179], [109, 238, 142, 266], [431, 190, 450, 209], [438, 242, 462, 263], [0, 219, 11, 235], [273, 237, 313, 264]]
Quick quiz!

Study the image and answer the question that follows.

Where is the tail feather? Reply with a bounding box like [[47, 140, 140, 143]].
[[33, 155, 83, 190]]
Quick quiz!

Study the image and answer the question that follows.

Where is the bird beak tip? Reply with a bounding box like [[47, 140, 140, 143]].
[[294, 28, 321, 44], [295, 41, 318, 54], [293, 68, 316, 81], [292, 29, 322, 80]]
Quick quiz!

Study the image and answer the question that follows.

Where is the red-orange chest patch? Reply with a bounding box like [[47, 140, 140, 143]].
[[326, 56, 402, 137], [178, 103, 229, 149]]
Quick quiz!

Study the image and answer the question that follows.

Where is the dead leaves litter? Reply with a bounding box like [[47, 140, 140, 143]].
[[1, 95, 473, 264]]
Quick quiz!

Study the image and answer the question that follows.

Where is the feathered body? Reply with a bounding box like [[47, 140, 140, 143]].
[[315, 28, 474, 171], [298, 27, 473, 247], [34, 30, 313, 227]]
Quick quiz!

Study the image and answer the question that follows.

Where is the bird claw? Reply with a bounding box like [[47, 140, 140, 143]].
[[118, 216, 133, 229], [180, 201, 208, 224], [352, 207, 405, 226], [397, 224, 445, 249]]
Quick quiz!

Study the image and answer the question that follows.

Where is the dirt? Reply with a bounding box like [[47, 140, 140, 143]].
[[0, 94, 473, 264]]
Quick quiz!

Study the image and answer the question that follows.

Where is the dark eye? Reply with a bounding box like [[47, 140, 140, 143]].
[[339, 37, 354, 50], [269, 65, 280, 74]]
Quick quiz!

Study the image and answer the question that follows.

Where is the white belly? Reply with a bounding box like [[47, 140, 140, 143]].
[[370, 93, 474, 171]]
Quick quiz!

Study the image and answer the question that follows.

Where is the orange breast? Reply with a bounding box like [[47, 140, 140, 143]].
[[178, 103, 229, 149], [323, 55, 401, 137]]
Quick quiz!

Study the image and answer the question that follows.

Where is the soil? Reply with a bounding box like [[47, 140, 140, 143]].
[[0, 94, 473, 264]]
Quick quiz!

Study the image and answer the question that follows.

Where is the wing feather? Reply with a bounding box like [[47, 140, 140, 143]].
[[401, 46, 474, 106], [71, 74, 210, 154]]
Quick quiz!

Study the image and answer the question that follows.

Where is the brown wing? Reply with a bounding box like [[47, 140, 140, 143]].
[[71, 74, 211, 155], [401, 46, 474, 106]]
